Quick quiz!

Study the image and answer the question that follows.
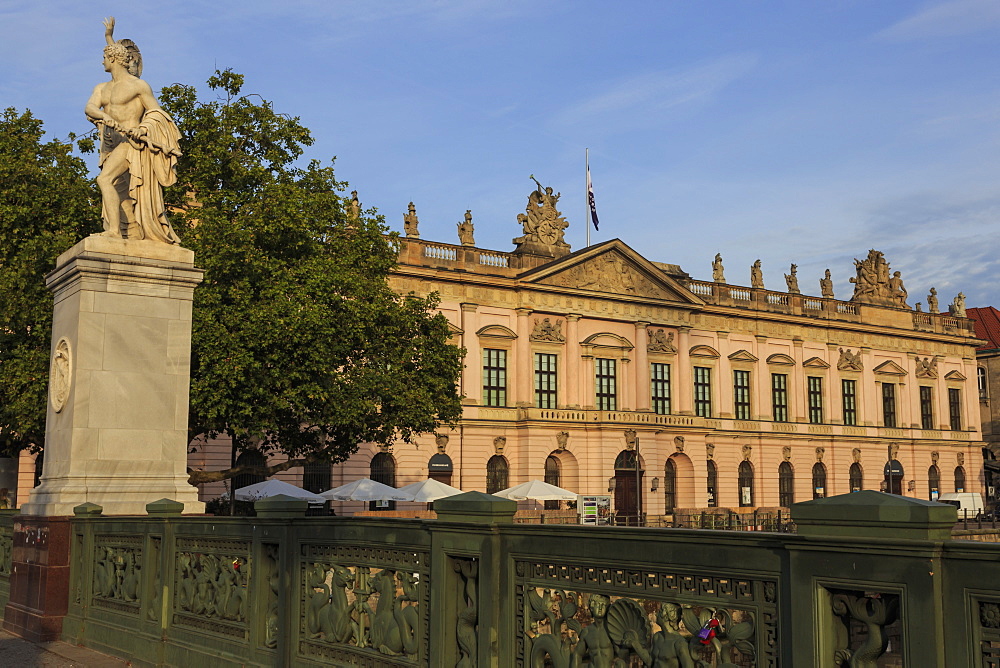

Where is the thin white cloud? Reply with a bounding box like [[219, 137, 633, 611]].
[[550, 54, 758, 131], [877, 0, 1000, 41]]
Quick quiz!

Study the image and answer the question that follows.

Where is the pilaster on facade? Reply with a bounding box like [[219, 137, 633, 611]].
[[676, 326, 694, 416]]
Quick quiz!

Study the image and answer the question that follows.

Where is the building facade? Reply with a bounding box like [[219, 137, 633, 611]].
[[967, 306, 1000, 506], [13, 193, 987, 518], [359, 226, 983, 520]]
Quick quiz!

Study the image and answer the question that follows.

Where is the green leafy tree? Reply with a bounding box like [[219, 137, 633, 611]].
[[0, 108, 101, 453], [160, 71, 464, 484]]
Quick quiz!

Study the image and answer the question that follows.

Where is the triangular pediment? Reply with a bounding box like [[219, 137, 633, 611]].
[[873, 360, 908, 376], [519, 239, 705, 305], [728, 349, 758, 363], [945, 370, 967, 381], [803, 356, 831, 369], [767, 353, 795, 366]]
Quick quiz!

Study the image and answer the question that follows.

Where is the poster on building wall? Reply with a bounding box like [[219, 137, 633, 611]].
[[578, 495, 611, 525], [741, 487, 752, 506]]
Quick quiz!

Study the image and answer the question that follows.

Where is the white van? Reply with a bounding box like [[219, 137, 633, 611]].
[[938, 492, 986, 519]]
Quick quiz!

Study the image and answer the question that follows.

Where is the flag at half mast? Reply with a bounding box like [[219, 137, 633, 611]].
[[586, 161, 600, 231]]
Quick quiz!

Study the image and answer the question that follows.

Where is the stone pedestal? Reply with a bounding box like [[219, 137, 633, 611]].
[[20, 235, 204, 516], [2, 516, 72, 642]]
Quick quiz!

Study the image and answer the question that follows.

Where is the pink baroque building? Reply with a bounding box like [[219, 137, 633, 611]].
[[370, 231, 984, 521], [16, 195, 983, 519]]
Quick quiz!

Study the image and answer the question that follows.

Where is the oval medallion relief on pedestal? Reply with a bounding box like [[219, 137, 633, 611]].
[[50, 337, 72, 413]]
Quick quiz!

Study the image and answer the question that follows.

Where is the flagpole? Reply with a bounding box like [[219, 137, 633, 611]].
[[586, 148, 591, 249]]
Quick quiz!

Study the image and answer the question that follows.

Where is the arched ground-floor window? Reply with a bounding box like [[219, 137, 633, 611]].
[[955, 466, 966, 493], [884, 460, 904, 495], [302, 461, 331, 494], [663, 458, 677, 514], [706, 460, 718, 507], [487, 455, 509, 494], [849, 463, 863, 492], [738, 461, 754, 507], [370, 452, 397, 511], [928, 465, 940, 501], [812, 462, 827, 499], [778, 462, 794, 507], [544, 455, 561, 510], [233, 450, 267, 492]]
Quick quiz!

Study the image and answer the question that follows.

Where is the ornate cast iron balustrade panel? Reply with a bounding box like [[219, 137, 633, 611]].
[[829, 588, 901, 667], [173, 538, 251, 639], [0, 524, 12, 578], [515, 560, 778, 668], [298, 543, 430, 667], [92, 535, 143, 615], [977, 598, 1000, 667]]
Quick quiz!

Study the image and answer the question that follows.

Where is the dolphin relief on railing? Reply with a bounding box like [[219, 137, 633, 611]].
[[525, 589, 755, 667]]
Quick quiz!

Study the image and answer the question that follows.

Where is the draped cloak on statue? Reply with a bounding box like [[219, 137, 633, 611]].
[[100, 108, 182, 244]]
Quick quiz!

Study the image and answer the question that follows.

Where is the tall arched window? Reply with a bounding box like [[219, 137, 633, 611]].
[[706, 460, 718, 507], [663, 458, 677, 513], [778, 462, 794, 507], [738, 461, 754, 507], [544, 455, 561, 510], [928, 465, 940, 501], [849, 463, 863, 492], [233, 450, 267, 492], [812, 462, 827, 499], [955, 466, 966, 493], [370, 452, 397, 511], [302, 461, 331, 494], [884, 460, 904, 495], [487, 455, 509, 494]]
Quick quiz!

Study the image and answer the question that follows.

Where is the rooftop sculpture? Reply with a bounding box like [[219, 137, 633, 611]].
[[513, 175, 570, 256]]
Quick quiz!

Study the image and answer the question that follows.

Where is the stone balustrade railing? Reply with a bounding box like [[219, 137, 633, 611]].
[[395, 240, 977, 336], [3, 492, 998, 666]]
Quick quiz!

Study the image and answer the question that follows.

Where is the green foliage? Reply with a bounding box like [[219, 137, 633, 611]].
[[0, 108, 100, 453], [160, 71, 464, 480]]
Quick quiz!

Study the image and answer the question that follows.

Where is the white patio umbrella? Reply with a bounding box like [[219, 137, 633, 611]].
[[396, 478, 464, 503], [233, 479, 327, 504], [319, 478, 414, 502], [493, 480, 577, 501]]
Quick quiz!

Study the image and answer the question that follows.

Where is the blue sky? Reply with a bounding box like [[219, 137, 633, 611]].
[[4, 0, 1000, 308]]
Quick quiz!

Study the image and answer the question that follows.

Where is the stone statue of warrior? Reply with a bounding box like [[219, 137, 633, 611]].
[[85, 17, 182, 244]]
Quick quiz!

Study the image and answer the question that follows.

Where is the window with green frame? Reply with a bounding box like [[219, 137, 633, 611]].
[[772, 373, 788, 422], [733, 370, 751, 420]]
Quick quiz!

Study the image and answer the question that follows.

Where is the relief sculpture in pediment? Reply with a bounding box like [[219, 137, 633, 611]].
[[546, 253, 666, 298]]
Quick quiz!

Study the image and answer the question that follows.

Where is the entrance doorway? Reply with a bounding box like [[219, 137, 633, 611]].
[[883, 459, 904, 495], [614, 450, 643, 525]]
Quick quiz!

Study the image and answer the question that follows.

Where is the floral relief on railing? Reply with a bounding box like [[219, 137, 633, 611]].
[[174, 538, 250, 638], [93, 536, 143, 614], [977, 597, 1000, 667], [515, 560, 778, 668], [298, 544, 429, 667]]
